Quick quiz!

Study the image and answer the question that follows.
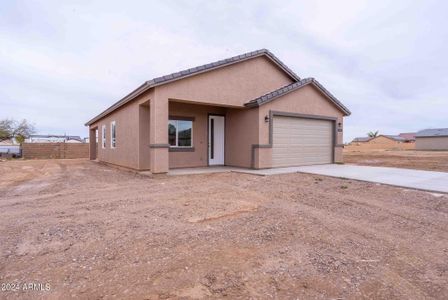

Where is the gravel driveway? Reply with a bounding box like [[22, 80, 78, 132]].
[[1, 159, 447, 299]]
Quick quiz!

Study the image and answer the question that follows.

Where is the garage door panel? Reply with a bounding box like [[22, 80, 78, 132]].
[[274, 132, 332, 138], [272, 116, 333, 167], [276, 143, 331, 148]]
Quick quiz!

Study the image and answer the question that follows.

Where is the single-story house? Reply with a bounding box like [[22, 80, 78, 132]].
[[85, 49, 351, 173], [346, 135, 414, 151], [27, 134, 83, 143], [381, 135, 408, 142], [398, 132, 416, 142], [415, 128, 448, 150], [0, 145, 21, 158], [0, 139, 21, 158], [351, 137, 372, 143], [0, 138, 18, 145]]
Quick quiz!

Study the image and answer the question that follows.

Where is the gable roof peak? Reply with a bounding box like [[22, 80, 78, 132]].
[[85, 49, 300, 125], [245, 78, 351, 116], [145, 48, 300, 87]]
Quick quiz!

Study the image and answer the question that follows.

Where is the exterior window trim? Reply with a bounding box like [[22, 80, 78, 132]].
[[101, 125, 106, 149], [110, 121, 116, 149], [169, 118, 193, 148]]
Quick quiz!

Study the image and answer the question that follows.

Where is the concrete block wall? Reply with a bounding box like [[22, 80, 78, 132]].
[[22, 143, 89, 159]]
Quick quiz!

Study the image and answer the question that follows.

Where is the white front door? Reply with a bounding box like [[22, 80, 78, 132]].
[[208, 115, 225, 165]]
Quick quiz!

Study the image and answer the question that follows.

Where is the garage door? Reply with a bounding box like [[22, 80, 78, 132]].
[[272, 116, 333, 167]]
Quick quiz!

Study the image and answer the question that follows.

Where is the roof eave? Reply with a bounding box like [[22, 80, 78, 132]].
[[416, 135, 448, 138], [85, 49, 301, 126], [84, 82, 151, 126], [244, 78, 351, 116]]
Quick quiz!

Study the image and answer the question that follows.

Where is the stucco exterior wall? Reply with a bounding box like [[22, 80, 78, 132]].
[[144, 55, 295, 172], [90, 91, 151, 170], [168, 103, 261, 169], [138, 104, 151, 170], [256, 85, 345, 166], [168, 102, 226, 168], [225, 108, 259, 168], [415, 137, 448, 150], [155, 56, 294, 107]]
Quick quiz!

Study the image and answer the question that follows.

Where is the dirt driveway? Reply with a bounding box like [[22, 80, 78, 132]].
[[344, 150, 448, 172], [1, 159, 447, 299]]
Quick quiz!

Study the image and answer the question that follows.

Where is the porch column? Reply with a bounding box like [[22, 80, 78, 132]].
[[89, 127, 97, 160], [149, 94, 169, 173]]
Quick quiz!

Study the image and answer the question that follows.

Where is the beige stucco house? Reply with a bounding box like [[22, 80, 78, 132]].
[[85, 49, 351, 173], [346, 135, 415, 151], [415, 128, 448, 150]]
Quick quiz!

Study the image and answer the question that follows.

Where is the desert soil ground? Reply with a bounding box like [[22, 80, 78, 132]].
[[0, 159, 447, 299], [344, 150, 448, 172]]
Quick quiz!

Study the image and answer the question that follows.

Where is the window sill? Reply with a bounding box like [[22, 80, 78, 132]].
[[169, 147, 195, 152]]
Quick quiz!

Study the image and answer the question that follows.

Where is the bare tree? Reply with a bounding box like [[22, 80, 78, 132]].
[[0, 119, 35, 143]]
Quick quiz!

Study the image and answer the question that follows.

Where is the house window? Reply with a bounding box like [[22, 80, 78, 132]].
[[168, 119, 193, 147], [111, 121, 116, 149], [101, 125, 106, 149]]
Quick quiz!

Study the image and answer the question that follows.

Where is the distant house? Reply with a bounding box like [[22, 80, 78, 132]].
[[351, 137, 372, 143], [27, 134, 83, 143], [415, 128, 448, 150], [350, 135, 406, 144], [398, 132, 416, 142], [381, 135, 407, 142], [347, 135, 414, 151], [0, 138, 18, 145], [0, 139, 21, 157]]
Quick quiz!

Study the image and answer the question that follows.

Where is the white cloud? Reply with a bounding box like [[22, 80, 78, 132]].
[[0, 0, 447, 141]]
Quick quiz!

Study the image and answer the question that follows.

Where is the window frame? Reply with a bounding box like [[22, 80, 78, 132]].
[[101, 125, 106, 149], [168, 118, 193, 148], [110, 121, 116, 149]]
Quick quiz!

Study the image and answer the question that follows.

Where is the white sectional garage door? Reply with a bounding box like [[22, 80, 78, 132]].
[[272, 116, 333, 167]]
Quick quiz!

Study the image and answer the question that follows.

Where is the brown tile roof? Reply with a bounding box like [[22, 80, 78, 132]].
[[85, 49, 301, 125], [398, 132, 416, 141]]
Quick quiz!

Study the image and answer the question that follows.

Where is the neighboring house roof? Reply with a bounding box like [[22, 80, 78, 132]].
[[382, 135, 406, 142], [399, 132, 416, 141], [352, 137, 372, 142], [0, 139, 16, 145], [30, 135, 83, 142], [85, 49, 302, 126], [244, 77, 351, 116], [416, 128, 448, 138], [352, 135, 406, 143]]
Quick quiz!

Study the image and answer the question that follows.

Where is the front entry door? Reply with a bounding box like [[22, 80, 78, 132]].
[[208, 115, 225, 165]]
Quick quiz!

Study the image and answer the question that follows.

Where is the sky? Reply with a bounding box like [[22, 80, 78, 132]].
[[1, 0, 447, 142]]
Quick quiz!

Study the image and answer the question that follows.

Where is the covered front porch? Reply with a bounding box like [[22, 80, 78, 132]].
[[138, 98, 264, 173], [139, 165, 315, 176]]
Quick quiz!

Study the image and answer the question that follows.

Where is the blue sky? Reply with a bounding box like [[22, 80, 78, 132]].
[[1, 0, 447, 142]]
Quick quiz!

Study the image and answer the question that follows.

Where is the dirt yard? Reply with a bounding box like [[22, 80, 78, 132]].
[[344, 150, 448, 172], [0, 159, 447, 299]]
